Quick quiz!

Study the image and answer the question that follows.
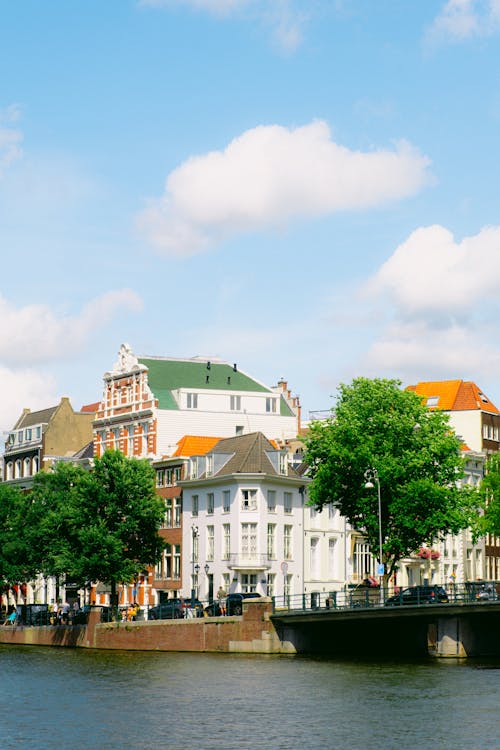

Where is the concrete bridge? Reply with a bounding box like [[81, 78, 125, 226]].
[[270, 600, 500, 658]]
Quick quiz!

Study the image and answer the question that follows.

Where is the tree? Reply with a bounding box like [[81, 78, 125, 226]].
[[305, 377, 478, 580], [0, 483, 37, 589], [30, 451, 165, 605], [479, 452, 500, 536]]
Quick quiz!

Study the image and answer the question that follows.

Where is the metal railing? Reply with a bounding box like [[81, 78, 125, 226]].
[[271, 582, 500, 614]]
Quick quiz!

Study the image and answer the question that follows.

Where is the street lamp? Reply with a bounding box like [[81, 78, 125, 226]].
[[191, 525, 198, 605], [364, 468, 384, 604]]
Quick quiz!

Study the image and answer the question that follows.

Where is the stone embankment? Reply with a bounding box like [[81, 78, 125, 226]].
[[0, 598, 294, 654]]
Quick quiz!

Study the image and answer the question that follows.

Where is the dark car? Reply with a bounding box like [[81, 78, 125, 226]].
[[465, 581, 499, 602], [226, 592, 262, 616], [148, 601, 184, 620], [72, 605, 113, 624], [385, 585, 449, 607]]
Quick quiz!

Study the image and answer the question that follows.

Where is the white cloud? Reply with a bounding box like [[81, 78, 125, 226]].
[[0, 104, 23, 176], [139, 0, 308, 52], [137, 120, 431, 256], [357, 223, 500, 387], [365, 224, 500, 316], [428, 0, 500, 42], [0, 290, 143, 366], [0, 366, 59, 434]]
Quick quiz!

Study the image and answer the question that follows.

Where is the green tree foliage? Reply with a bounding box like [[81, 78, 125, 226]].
[[305, 377, 477, 578], [479, 453, 500, 536], [30, 451, 165, 602], [0, 483, 37, 586]]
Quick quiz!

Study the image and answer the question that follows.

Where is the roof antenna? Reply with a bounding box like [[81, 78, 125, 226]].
[[233, 363, 237, 372], [207, 361, 211, 370], [206, 375, 210, 384]]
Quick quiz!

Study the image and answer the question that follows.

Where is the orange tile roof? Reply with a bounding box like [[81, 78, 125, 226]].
[[173, 435, 223, 457], [80, 402, 100, 413], [407, 380, 500, 415]]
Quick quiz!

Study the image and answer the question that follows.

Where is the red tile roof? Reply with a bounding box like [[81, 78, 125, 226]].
[[80, 402, 100, 413], [407, 380, 500, 415]]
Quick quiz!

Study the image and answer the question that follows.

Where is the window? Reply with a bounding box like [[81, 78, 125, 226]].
[[174, 498, 181, 527], [187, 393, 198, 409], [32, 457, 39, 474], [156, 469, 165, 488], [241, 523, 257, 557], [113, 428, 121, 450], [267, 523, 276, 559], [6, 462, 13, 480], [284, 573, 293, 598], [353, 541, 373, 579], [207, 492, 214, 515], [164, 499, 172, 527], [173, 545, 181, 578], [284, 525, 293, 560], [284, 492, 293, 514], [230, 395, 241, 411], [279, 453, 287, 474], [166, 468, 173, 486], [328, 503, 336, 520], [192, 495, 199, 517], [241, 573, 257, 593], [127, 426, 134, 455], [328, 538, 336, 577], [35, 426, 41, 440], [267, 573, 276, 597], [310, 537, 320, 578], [235, 425, 244, 436], [266, 397, 277, 413], [241, 489, 257, 511], [207, 526, 214, 561], [25, 428, 32, 442], [23, 457, 31, 477], [190, 458, 199, 479], [206, 455, 213, 476], [174, 467, 182, 483], [223, 490, 231, 513], [267, 490, 276, 513], [223, 524, 231, 559], [15, 459, 22, 479], [17, 431, 22, 444], [164, 544, 172, 578], [426, 396, 439, 407], [222, 572, 230, 593]]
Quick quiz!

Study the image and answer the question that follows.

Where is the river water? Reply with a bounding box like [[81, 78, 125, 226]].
[[1, 646, 499, 749]]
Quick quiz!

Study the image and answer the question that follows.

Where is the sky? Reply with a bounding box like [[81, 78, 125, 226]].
[[1, 0, 500, 433]]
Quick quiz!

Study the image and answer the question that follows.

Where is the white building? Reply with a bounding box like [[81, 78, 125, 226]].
[[93, 343, 301, 459]]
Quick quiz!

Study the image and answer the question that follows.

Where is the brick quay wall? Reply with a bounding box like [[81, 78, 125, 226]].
[[0, 599, 295, 655]]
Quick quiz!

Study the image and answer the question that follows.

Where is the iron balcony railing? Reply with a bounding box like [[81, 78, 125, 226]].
[[226, 553, 272, 570]]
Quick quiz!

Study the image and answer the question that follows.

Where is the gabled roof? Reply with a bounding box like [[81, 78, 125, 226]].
[[209, 432, 300, 478], [407, 380, 500, 415], [14, 405, 59, 430], [173, 435, 222, 457], [137, 356, 294, 416], [73, 441, 94, 459]]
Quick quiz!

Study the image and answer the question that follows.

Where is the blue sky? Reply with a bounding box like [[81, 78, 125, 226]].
[[2, 0, 500, 431]]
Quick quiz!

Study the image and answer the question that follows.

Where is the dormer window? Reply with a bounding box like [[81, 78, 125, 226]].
[[206, 455, 213, 476], [426, 396, 439, 407], [230, 395, 241, 411], [266, 397, 277, 413], [187, 393, 198, 409]]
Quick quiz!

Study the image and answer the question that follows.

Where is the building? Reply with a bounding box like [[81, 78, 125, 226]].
[[92, 343, 301, 460], [175, 432, 307, 604], [3, 397, 94, 488]]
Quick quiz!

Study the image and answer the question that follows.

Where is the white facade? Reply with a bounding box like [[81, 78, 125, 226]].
[[179, 475, 305, 604], [303, 501, 354, 595]]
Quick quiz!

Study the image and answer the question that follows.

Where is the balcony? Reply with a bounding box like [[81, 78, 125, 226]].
[[226, 554, 271, 571]]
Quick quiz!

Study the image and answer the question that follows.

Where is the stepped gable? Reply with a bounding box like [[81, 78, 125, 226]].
[[408, 380, 500, 415]]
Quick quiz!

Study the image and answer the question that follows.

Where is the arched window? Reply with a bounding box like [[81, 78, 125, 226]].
[[32, 456, 39, 474], [15, 459, 22, 478], [6, 462, 13, 480], [24, 457, 31, 477]]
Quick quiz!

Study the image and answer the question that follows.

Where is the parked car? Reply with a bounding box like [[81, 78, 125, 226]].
[[226, 592, 262, 616], [385, 585, 449, 606], [204, 601, 222, 617], [148, 601, 184, 620], [72, 605, 113, 624], [465, 581, 499, 601]]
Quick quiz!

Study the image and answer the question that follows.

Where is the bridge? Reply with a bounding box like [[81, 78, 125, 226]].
[[269, 586, 500, 658]]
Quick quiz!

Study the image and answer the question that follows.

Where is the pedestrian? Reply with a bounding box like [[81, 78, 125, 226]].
[[217, 586, 227, 616], [3, 607, 17, 626]]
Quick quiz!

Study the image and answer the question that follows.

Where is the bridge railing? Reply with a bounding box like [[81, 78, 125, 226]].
[[271, 581, 500, 614]]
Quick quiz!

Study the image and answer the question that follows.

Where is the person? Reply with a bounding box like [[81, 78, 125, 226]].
[[61, 601, 71, 624], [217, 586, 227, 616], [3, 608, 17, 626]]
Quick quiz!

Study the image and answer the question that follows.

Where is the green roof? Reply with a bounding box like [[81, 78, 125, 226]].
[[138, 357, 274, 411]]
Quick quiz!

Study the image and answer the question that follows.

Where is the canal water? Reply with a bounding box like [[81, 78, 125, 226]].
[[1, 646, 499, 749]]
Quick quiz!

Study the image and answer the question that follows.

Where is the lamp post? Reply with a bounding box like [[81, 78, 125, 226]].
[[364, 468, 384, 604], [191, 525, 198, 606]]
